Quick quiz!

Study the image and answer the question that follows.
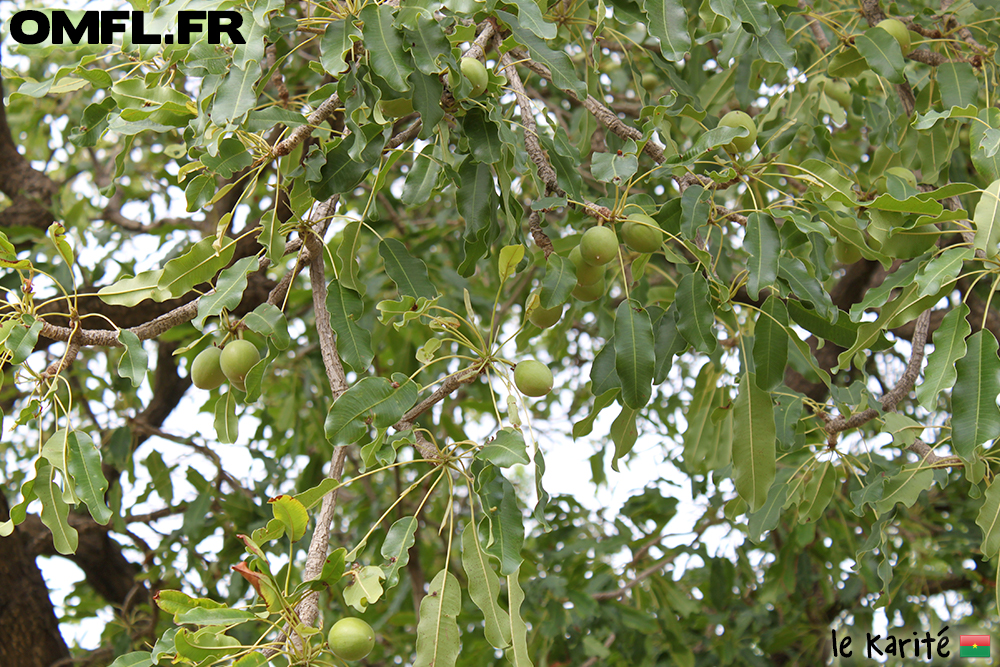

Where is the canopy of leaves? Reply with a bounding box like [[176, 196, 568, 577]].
[[1, 0, 999, 665]]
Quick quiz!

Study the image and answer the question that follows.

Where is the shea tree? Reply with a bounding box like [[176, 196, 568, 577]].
[[1, 0, 1000, 666]]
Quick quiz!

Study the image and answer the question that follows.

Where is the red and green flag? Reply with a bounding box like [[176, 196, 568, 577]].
[[960, 635, 990, 658]]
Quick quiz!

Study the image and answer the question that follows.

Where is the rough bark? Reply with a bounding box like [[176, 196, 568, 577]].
[[0, 492, 71, 667]]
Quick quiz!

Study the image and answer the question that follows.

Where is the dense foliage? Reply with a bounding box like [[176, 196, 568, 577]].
[[1, 0, 1000, 665]]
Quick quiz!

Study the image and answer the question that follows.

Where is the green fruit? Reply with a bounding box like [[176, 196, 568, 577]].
[[833, 239, 862, 264], [719, 110, 757, 153], [579, 226, 619, 266], [451, 57, 488, 97], [876, 18, 911, 54], [378, 97, 414, 118], [569, 246, 606, 285], [220, 340, 260, 392], [191, 347, 226, 390], [514, 360, 554, 397], [641, 73, 659, 91], [572, 277, 605, 302], [328, 618, 375, 661], [528, 304, 564, 329], [622, 215, 663, 253]]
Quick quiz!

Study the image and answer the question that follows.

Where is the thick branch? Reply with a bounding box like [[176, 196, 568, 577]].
[[825, 308, 930, 434], [272, 93, 342, 158]]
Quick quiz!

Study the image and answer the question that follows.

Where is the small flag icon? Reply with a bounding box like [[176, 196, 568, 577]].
[[960, 635, 990, 658]]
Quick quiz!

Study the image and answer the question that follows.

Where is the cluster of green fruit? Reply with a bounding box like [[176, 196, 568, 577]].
[[191, 340, 260, 392], [328, 617, 375, 661]]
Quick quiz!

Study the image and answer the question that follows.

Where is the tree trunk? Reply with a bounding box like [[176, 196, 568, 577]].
[[0, 492, 70, 667]]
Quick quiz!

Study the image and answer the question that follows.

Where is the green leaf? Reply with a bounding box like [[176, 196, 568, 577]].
[[653, 305, 686, 384], [540, 254, 576, 308], [745, 212, 779, 299], [145, 450, 172, 503], [747, 475, 788, 543], [108, 653, 153, 667], [336, 221, 365, 293], [174, 608, 259, 626], [591, 148, 638, 184], [402, 145, 442, 206], [479, 428, 530, 467], [36, 459, 79, 554], [310, 128, 385, 200], [733, 372, 776, 512], [914, 246, 970, 298], [381, 516, 418, 588], [973, 179, 1000, 258], [326, 280, 374, 372], [403, 15, 450, 75], [875, 466, 934, 514], [682, 362, 729, 473], [778, 256, 837, 320], [360, 4, 414, 91], [462, 523, 511, 649], [498, 244, 525, 283], [67, 430, 112, 525], [798, 464, 836, 523], [413, 570, 462, 667], [193, 255, 260, 329], [938, 62, 979, 109], [477, 470, 524, 575], [917, 304, 970, 409], [756, 20, 795, 68], [855, 29, 905, 84], [827, 48, 870, 82], [5, 317, 44, 365], [532, 447, 551, 530], [463, 108, 503, 164], [97, 269, 164, 307], [610, 403, 641, 471], [156, 237, 237, 302], [614, 300, 655, 409], [242, 303, 291, 350], [641, 0, 691, 62], [590, 339, 620, 396], [508, 0, 556, 39], [320, 18, 361, 75], [154, 589, 226, 620], [269, 495, 308, 542], [379, 238, 437, 299], [116, 329, 147, 388], [317, 547, 347, 589], [976, 480, 1000, 560], [505, 568, 534, 667], [213, 391, 239, 444], [202, 137, 252, 178], [952, 329, 1000, 459], [674, 272, 717, 353], [325, 374, 419, 444], [185, 175, 215, 213], [752, 296, 788, 391], [47, 222, 75, 266], [499, 12, 587, 99], [212, 65, 258, 124], [732, 0, 770, 35], [344, 565, 385, 611]]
